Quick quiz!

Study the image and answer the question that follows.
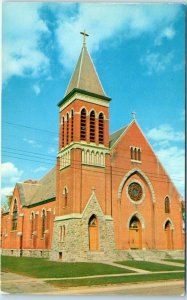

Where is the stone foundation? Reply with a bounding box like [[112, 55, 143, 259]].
[[1, 249, 50, 258]]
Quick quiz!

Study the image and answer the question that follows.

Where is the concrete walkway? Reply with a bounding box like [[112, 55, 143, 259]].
[[102, 261, 151, 273], [146, 260, 185, 267]]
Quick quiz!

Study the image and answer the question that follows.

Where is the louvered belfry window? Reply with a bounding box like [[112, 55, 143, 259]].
[[99, 113, 104, 144], [62, 117, 64, 148], [66, 113, 69, 145], [71, 110, 74, 142], [90, 111, 95, 142], [80, 108, 86, 140]]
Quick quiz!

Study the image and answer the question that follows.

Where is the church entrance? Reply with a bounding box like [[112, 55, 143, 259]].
[[89, 215, 99, 251], [129, 216, 142, 249], [165, 221, 173, 249]]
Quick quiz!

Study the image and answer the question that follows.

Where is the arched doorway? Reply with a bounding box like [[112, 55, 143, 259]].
[[129, 216, 142, 249], [165, 221, 173, 249], [88, 215, 99, 251]]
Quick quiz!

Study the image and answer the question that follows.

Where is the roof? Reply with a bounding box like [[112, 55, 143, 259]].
[[109, 126, 128, 148], [65, 44, 106, 97], [17, 167, 56, 207]]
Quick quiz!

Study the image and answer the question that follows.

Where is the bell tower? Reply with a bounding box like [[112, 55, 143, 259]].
[[56, 32, 112, 217]]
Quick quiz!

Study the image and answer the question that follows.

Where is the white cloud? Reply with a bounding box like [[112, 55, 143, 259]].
[[53, 4, 181, 71], [3, 3, 49, 82], [33, 84, 41, 95], [1, 187, 14, 198], [2, 3, 181, 80], [1, 162, 23, 202], [155, 26, 175, 45], [147, 124, 184, 142], [1, 162, 23, 182], [146, 124, 184, 197], [156, 146, 184, 196], [141, 51, 174, 75], [23, 138, 42, 148], [33, 166, 48, 173]]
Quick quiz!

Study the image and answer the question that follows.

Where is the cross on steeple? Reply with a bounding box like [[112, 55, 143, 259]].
[[80, 30, 89, 46], [132, 112, 136, 120]]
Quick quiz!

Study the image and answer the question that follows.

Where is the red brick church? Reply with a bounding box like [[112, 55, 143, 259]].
[[1, 33, 184, 261]]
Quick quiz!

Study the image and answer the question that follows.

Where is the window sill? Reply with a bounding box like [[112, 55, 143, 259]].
[[131, 160, 142, 164]]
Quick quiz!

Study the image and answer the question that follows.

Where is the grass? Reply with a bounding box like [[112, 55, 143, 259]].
[[162, 259, 185, 264], [46, 272, 184, 288], [1, 256, 133, 278], [115, 261, 184, 272]]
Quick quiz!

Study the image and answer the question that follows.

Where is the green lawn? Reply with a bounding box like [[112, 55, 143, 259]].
[[1, 256, 133, 278], [47, 272, 184, 288], [162, 259, 185, 264], [115, 261, 184, 272]]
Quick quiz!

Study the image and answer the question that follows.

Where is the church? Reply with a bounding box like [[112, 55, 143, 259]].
[[1, 33, 184, 262]]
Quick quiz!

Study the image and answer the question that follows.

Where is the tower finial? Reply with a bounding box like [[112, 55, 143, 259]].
[[132, 112, 136, 120], [80, 30, 89, 46]]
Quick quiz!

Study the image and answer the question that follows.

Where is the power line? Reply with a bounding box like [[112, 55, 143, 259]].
[[2, 152, 184, 184], [3, 147, 56, 158], [3, 121, 57, 135], [2, 146, 183, 181]]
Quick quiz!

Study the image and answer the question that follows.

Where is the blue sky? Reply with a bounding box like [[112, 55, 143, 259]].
[[1, 3, 185, 203]]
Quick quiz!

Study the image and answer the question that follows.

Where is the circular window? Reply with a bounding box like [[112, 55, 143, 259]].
[[128, 182, 143, 202]]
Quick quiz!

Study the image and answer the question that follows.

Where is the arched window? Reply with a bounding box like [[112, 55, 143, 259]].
[[98, 113, 104, 144], [80, 108, 86, 140], [62, 117, 65, 148], [30, 212, 35, 238], [12, 199, 18, 230], [138, 149, 141, 161], [130, 147, 133, 159], [165, 197, 170, 213], [134, 148, 137, 160], [41, 209, 46, 238], [46, 210, 51, 231], [63, 187, 68, 207], [66, 113, 69, 145], [90, 111, 95, 142], [65, 188, 68, 207], [71, 110, 74, 142]]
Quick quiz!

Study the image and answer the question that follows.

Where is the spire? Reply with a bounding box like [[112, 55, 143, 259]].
[[65, 31, 106, 97]]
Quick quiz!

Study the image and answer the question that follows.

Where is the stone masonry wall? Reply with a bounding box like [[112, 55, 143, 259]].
[[50, 192, 116, 262]]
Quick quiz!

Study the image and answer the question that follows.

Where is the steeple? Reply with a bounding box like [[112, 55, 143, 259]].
[[65, 31, 106, 98]]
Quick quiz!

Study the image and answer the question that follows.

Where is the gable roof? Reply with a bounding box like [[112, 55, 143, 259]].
[[109, 126, 128, 148], [17, 167, 56, 207], [65, 44, 106, 97]]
